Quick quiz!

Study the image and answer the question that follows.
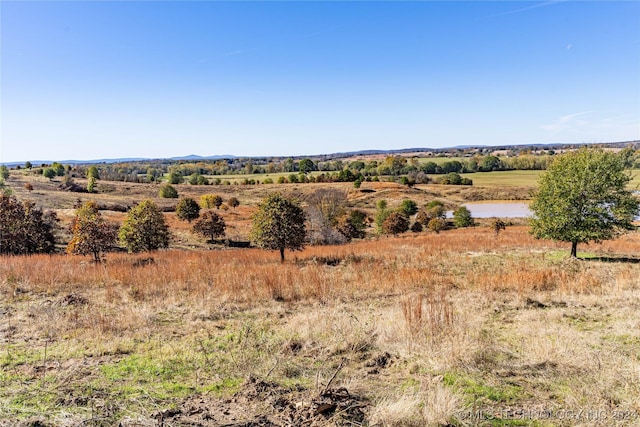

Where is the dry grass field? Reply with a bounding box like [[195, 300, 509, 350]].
[[2, 172, 640, 426]]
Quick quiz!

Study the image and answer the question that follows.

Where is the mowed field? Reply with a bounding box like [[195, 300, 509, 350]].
[[2, 170, 640, 426]]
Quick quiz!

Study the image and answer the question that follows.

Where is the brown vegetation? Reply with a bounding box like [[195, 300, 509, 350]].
[[2, 227, 640, 425]]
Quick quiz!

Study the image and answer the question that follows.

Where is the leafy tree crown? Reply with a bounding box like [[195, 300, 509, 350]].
[[529, 148, 639, 256]]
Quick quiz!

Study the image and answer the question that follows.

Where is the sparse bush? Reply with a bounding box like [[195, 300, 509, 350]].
[[382, 212, 410, 235], [159, 184, 178, 198], [193, 210, 226, 242], [119, 199, 170, 252], [24, 182, 34, 192], [428, 218, 447, 234], [416, 201, 446, 227], [491, 218, 507, 236], [228, 197, 240, 209], [306, 188, 348, 244], [176, 197, 201, 222], [411, 221, 423, 232]]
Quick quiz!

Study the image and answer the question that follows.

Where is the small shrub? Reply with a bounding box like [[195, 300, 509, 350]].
[[410, 222, 423, 233], [193, 210, 226, 242], [201, 194, 223, 209], [398, 199, 418, 217], [228, 197, 240, 209], [452, 206, 474, 228], [491, 218, 507, 236], [428, 218, 447, 234], [382, 212, 409, 235], [167, 172, 183, 184], [176, 197, 201, 222], [159, 184, 178, 198]]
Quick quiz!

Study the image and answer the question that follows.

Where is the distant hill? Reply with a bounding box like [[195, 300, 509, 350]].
[[2, 141, 638, 167]]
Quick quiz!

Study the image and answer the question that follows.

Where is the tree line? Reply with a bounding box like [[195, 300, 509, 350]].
[[2, 148, 638, 260]]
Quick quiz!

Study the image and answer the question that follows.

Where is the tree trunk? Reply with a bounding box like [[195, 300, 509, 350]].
[[570, 241, 578, 258], [280, 247, 285, 263]]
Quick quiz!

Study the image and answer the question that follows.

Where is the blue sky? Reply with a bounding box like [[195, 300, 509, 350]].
[[1, 1, 639, 162]]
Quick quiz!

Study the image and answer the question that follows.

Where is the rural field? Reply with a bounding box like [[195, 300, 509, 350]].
[[2, 166, 640, 426]]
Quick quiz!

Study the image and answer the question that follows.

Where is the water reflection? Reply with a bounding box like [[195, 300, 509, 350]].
[[447, 202, 531, 218]]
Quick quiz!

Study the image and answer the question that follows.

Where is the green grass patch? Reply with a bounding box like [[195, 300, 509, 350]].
[[444, 372, 525, 404], [460, 170, 542, 187]]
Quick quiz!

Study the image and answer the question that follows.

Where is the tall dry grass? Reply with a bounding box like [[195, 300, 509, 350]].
[[3, 227, 639, 305]]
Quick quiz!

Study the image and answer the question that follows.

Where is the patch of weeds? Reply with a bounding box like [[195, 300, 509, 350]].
[[443, 372, 525, 404], [602, 334, 640, 346], [400, 377, 420, 391], [200, 377, 243, 397], [100, 353, 194, 383], [562, 312, 611, 332]]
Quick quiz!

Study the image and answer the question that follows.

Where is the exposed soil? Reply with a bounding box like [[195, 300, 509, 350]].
[[152, 377, 368, 426]]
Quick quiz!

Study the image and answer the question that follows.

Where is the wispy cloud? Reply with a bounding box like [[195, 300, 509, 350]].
[[223, 48, 258, 57], [540, 111, 592, 133], [485, 0, 568, 19]]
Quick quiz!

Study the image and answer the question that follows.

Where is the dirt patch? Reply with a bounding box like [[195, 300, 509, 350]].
[[153, 377, 368, 426]]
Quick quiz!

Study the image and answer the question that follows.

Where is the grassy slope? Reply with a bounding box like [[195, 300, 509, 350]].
[[2, 228, 640, 425], [2, 169, 640, 425]]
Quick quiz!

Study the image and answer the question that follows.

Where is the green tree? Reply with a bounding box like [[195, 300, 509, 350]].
[[87, 176, 98, 193], [0, 195, 57, 255], [398, 199, 418, 217], [167, 172, 183, 184], [189, 173, 208, 185], [298, 158, 316, 174], [336, 209, 368, 240], [375, 199, 391, 234], [66, 201, 117, 262], [250, 193, 306, 262], [159, 184, 178, 198], [176, 197, 201, 222], [0, 165, 9, 180], [201, 194, 223, 209], [25, 161, 32, 169], [87, 166, 100, 179], [530, 148, 639, 257], [453, 206, 474, 228], [193, 210, 226, 242], [119, 200, 170, 252], [43, 168, 56, 180], [52, 162, 65, 176]]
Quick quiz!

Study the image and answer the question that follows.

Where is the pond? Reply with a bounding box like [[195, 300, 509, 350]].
[[448, 202, 531, 218]]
